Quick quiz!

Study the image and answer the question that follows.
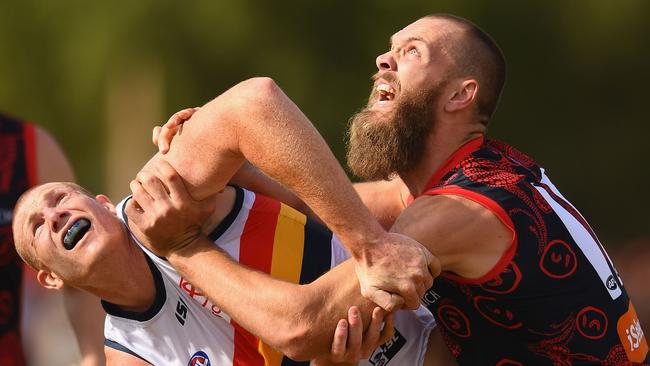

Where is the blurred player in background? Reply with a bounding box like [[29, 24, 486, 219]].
[[0, 112, 105, 365]]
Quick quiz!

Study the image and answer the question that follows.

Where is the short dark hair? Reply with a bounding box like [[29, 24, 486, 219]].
[[426, 14, 507, 124]]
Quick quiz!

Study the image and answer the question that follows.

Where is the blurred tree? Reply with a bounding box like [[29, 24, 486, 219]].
[[0, 0, 648, 244]]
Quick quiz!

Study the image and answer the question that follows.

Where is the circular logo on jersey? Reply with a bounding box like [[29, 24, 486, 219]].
[[437, 304, 471, 338], [540, 240, 577, 279], [576, 306, 608, 340], [188, 351, 211, 366], [481, 262, 522, 294], [606, 274, 618, 291], [474, 296, 522, 330]]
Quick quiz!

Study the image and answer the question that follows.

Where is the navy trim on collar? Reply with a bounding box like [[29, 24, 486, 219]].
[[101, 251, 166, 322], [208, 186, 244, 242]]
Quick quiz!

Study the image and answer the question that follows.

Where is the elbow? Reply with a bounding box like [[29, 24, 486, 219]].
[[229, 77, 287, 116], [233, 77, 283, 105]]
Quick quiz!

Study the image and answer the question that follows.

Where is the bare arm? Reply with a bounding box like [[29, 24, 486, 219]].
[[142, 78, 437, 310], [34, 126, 106, 366], [170, 244, 375, 360], [391, 194, 513, 281], [353, 178, 409, 230], [105, 347, 150, 366], [230, 161, 317, 219], [229, 164, 408, 230], [127, 162, 378, 360], [154, 78, 387, 250]]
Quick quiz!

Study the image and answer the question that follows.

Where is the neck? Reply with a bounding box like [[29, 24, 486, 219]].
[[400, 123, 484, 196], [82, 226, 156, 312]]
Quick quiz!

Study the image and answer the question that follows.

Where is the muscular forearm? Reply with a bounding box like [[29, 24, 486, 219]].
[[160, 78, 386, 258], [230, 161, 316, 219], [168, 237, 375, 360]]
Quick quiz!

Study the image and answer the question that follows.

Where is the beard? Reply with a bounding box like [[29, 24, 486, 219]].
[[346, 84, 442, 181]]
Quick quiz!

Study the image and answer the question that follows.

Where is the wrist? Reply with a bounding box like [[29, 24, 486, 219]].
[[163, 229, 206, 259], [347, 227, 388, 262]]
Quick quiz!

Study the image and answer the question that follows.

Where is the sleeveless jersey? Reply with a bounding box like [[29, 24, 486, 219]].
[[417, 137, 649, 365], [0, 114, 36, 366], [106, 187, 434, 365]]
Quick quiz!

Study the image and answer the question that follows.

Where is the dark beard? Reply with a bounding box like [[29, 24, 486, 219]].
[[346, 88, 439, 181]]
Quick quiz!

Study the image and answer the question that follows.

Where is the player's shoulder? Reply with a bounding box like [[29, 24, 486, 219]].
[[397, 193, 490, 231], [393, 193, 512, 274]]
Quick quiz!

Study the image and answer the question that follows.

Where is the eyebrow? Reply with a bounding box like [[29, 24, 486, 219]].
[[21, 191, 48, 249], [24, 211, 39, 250], [389, 36, 427, 48]]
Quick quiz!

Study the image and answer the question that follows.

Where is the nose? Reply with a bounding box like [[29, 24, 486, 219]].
[[376, 51, 397, 71], [44, 207, 69, 233]]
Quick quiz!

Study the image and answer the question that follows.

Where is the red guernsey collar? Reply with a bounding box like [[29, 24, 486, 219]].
[[417, 136, 484, 197]]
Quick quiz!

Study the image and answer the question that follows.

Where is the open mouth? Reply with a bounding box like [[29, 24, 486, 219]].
[[376, 83, 396, 103], [63, 218, 91, 250]]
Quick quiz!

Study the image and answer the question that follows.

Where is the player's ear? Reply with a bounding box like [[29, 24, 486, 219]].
[[445, 79, 478, 113], [96, 194, 116, 215], [36, 270, 64, 290]]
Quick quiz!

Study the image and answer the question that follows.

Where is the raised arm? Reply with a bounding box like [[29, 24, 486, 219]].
[[126, 163, 386, 361], [141, 78, 438, 310]]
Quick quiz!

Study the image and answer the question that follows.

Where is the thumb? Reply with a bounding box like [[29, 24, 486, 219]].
[[124, 200, 144, 227], [152, 126, 162, 146], [427, 253, 442, 278]]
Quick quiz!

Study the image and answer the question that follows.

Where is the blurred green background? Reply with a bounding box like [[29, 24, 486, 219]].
[[1, 0, 648, 246], [2, 1, 650, 363]]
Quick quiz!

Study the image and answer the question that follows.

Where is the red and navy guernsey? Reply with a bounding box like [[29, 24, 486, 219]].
[[417, 137, 649, 365], [0, 113, 37, 366]]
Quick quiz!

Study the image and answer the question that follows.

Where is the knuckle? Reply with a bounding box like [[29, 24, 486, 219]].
[[164, 170, 178, 183], [399, 282, 415, 296], [159, 204, 173, 217], [158, 170, 172, 182], [145, 174, 157, 184]]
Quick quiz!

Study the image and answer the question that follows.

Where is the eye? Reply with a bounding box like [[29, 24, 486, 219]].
[[407, 47, 420, 56], [33, 219, 44, 237], [55, 193, 66, 206]]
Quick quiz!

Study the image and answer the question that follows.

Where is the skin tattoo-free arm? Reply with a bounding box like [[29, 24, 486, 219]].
[[127, 161, 392, 361], [141, 78, 439, 311]]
